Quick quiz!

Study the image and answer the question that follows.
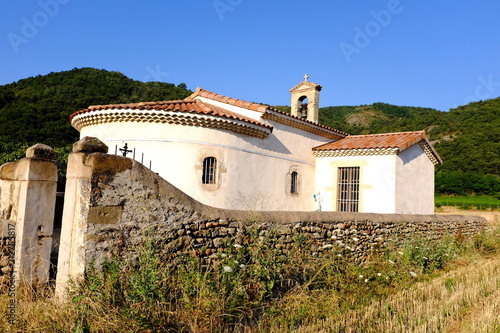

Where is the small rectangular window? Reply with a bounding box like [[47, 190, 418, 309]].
[[202, 157, 217, 184], [337, 167, 360, 212], [291, 171, 298, 194]]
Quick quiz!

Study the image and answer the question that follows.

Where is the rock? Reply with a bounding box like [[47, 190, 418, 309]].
[[72, 137, 108, 153], [26, 143, 56, 160], [213, 238, 225, 248]]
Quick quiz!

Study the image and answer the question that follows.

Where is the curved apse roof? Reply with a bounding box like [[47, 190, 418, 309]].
[[70, 99, 273, 139]]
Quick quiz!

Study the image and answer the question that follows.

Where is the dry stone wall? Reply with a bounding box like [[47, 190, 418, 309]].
[[57, 138, 486, 285], [87, 162, 486, 267]]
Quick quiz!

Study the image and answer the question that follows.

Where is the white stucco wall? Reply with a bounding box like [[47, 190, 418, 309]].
[[315, 154, 397, 213], [395, 144, 435, 214], [79, 114, 332, 211]]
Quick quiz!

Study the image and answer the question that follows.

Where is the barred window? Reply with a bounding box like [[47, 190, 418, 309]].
[[202, 157, 217, 184], [337, 167, 360, 212], [290, 171, 298, 194]]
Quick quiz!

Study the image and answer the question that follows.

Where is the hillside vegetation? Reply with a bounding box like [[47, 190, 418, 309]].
[[0, 67, 192, 147], [1, 68, 499, 196]]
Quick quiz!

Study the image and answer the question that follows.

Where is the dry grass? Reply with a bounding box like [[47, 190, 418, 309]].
[[436, 206, 500, 227], [0, 287, 138, 332], [278, 256, 499, 333], [255, 218, 500, 333], [0, 217, 498, 332]]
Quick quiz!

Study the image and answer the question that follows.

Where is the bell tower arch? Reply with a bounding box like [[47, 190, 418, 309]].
[[289, 74, 322, 123]]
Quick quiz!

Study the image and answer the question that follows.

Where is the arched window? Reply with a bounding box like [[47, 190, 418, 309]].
[[202, 157, 217, 184], [290, 171, 298, 194]]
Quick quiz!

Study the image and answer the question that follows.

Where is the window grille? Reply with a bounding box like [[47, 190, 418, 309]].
[[202, 157, 217, 184], [291, 171, 298, 194], [337, 167, 360, 212]]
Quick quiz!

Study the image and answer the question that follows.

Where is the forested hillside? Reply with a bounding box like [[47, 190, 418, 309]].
[[1, 68, 499, 196], [0, 67, 191, 147]]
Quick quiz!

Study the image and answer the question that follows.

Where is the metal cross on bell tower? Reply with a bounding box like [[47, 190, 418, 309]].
[[119, 143, 132, 157]]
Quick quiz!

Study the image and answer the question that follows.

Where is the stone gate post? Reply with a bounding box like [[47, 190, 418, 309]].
[[55, 137, 108, 298], [0, 144, 57, 289]]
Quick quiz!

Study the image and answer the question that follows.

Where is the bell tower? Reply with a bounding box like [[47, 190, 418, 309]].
[[289, 74, 322, 123]]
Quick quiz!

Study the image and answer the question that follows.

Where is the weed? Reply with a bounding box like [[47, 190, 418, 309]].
[[444, 278, 456, 291]]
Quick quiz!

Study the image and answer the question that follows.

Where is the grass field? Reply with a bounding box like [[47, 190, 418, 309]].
[[1, 213, 499, 332], [435, 195, 500, 210]]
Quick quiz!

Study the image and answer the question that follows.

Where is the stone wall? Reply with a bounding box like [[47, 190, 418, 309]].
[[87, 164, 486, 265], [55, 138, 487, 296], [0, 144, 57, 291]]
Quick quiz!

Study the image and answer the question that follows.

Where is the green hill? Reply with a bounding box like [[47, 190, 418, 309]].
[[1, 68, 499, 196], [319, 103, 444, 136], [0, 67, 192, 147]]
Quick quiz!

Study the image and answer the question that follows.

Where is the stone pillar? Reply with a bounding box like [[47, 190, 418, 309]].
[[0, 144, 57, 289], [55, 137, 108, 298]]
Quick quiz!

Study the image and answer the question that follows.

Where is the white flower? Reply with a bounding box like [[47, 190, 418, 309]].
[[359, 275, 364, 279], [377, 273, 382, 277], [239, 264, 247, 269], [221, 253, 227, 258], [223, 266, 233, 273], [364, 279, 368, 283], [410, 271, 418, 277], [337, 254, 343, 257], [234, 244, 242, 248]]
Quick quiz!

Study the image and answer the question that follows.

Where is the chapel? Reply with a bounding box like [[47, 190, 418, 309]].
[[70, 76, 442, 214]]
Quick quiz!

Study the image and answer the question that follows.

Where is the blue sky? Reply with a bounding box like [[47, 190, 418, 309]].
[[1, 0, 499, 111]]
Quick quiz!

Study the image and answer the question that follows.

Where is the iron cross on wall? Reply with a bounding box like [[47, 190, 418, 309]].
[[119, 143, 132, 157]]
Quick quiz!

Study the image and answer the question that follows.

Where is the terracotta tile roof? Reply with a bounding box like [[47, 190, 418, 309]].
[[187, 87, 348, 138], [313, 131, 443, 164], [313, 131, 426, 151], [263, 108, 348, 137], [69, 99, 272, 129], [186, 88, 268, 112]]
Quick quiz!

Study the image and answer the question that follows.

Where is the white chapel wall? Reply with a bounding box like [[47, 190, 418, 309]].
[[79, 114, 332, 211], [395, 144, 435, 214], [315, 154, 397, 213]]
